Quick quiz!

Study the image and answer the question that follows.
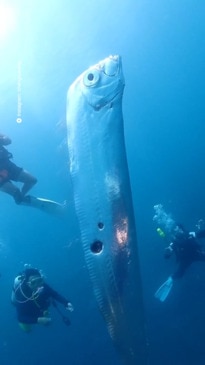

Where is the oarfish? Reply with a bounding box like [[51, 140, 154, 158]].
[[66, 55, 148, 365]]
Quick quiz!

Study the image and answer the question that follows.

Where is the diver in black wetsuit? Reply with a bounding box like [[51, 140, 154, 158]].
[[155, 224, 205, 302], [164, 224, 205, 278], [11, 267, 74, 331], [0, 133, 37, 204]]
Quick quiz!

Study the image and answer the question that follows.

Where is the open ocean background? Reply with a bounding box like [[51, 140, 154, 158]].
[[0, 1, 205, 364]]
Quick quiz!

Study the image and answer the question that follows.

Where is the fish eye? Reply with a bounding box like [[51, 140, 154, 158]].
[[88, 73, 94, 81], [83, 69, 100, 87]]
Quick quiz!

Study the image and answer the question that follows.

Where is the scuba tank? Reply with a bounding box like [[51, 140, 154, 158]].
[[11, 276, 23, 304]]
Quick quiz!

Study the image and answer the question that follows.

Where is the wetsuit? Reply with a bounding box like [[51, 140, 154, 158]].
[[171, 230, 205, 279], [13, 281, 69, 324], [0, 143, 22, 187]]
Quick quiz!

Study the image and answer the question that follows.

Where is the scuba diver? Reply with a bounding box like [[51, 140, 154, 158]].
[[0, 133, 37, 204], [0, 133, 66, 215], [155, 223, 205, 302], [11, 266, 74, 332]]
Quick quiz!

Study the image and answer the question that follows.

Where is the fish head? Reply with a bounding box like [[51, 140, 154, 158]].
[[80, 55, 125, 110]]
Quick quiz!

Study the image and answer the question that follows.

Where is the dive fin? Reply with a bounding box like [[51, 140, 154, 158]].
[[154, 276, 173, 302], [21, 195, 67, 216]]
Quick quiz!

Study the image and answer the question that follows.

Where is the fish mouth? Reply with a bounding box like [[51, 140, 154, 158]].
[[97, 55, 121, 77], [83, 55, 123, 89]]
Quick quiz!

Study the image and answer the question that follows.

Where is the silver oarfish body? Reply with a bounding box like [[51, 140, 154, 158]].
[[66, 55, 148, 365]]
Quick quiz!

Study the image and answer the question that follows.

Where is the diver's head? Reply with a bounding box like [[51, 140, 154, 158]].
[[24, 268, 44, 291]]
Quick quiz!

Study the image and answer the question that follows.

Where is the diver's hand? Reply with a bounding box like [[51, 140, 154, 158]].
[[37, 317, 52, 326], [66, 302, 74, 312]]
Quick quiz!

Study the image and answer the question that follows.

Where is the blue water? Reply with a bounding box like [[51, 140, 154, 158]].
[[0, 1, 205, 364]]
